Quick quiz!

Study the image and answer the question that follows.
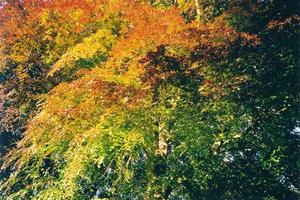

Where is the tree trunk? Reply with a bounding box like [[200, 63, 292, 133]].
[[194, 0, 202, 21]]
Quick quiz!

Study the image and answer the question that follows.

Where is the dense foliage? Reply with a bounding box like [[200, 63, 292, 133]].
[[0, 0, 299, 199]]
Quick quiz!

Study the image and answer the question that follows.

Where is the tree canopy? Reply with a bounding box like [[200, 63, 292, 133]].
[[0, 0, 299, 199]]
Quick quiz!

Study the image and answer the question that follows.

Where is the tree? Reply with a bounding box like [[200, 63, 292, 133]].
[[0, 0, 299, 199]]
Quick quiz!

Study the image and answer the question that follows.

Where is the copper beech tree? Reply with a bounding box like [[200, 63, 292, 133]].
[[0, 0, 299, 199]]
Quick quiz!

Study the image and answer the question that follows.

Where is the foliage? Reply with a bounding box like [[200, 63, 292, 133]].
[[0, 0, 299, 199]]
